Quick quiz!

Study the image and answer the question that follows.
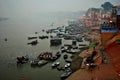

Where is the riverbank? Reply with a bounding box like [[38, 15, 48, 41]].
[[66, 31, 120, 80], [66, 31, 103, 80], [70, 49, 87, 72]]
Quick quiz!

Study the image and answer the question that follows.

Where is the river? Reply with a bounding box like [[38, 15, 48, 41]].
[[0, 13, 87, 80]]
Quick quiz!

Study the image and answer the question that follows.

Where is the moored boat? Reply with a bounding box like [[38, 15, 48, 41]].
[[51, 62, 60, 68], [16, 55, 29, 64], [38, 60, 48, 66], [50, 38, 62, 46], [28, 37, 37, 40], [64, 63, 71, 69], [28, 40, 38, 45], [38, 52, 52, 60], [60, 70, 72, 79], [30, 58, 39, 66], [65, 59, 72, 63], [55, 51, 61, 57], [57, 66, 65, 71], [50, 56, 58, 61], [39, 35, 49, 39], [63, 54, 68, 59]]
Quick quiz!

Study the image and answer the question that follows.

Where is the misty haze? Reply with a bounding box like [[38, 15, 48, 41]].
[[0, 0, 120, 80]]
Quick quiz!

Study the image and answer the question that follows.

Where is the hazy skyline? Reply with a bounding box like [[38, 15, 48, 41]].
[[0, 0, 120, 17]]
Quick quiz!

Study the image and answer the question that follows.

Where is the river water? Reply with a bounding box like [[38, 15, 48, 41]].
[[0, 13, 88, 80]]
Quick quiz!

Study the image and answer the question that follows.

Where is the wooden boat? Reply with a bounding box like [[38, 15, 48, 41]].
[[16, 55, 29, 64], [51, 62, 60, 68], [38, 60, 48, 66], [60, 70, 72, 79], [50, 38, 62, 46], [28, 40, 38, 45], [38, 52, 52, 60], [28, 37, 37, 40], [39, 36, 48, 39], [30, 58, 39, 66]]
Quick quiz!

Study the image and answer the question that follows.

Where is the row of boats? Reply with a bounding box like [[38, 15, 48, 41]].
[[38, 51, 61, 61], [30, 59, 48, 67], [28, 36, 49, 40], [18, 25, 90, 79], [27, 25, 86, 46], [16, 51, 61, 65], [51, 62, 72, 79], [16, 54, 72, 79], [16, 45, 76, 79], [27, 36, 62, 46], [24, 25, 89, 79], [51, 62, 71, 70]]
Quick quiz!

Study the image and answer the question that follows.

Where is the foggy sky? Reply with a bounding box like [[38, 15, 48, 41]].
[[0, 0, 120, 17]]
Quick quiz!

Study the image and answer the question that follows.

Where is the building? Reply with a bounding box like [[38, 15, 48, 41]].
[[101, 6, 120, 76], [85, 8, 103, 28], [111, 6, 120, 29]]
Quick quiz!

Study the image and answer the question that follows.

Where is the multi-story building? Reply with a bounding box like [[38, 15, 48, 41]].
[[85, 8, 103, 27], [85, 8, 103, 32]]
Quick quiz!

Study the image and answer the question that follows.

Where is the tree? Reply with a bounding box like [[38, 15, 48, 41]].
[[101, 2, 113, 12]]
